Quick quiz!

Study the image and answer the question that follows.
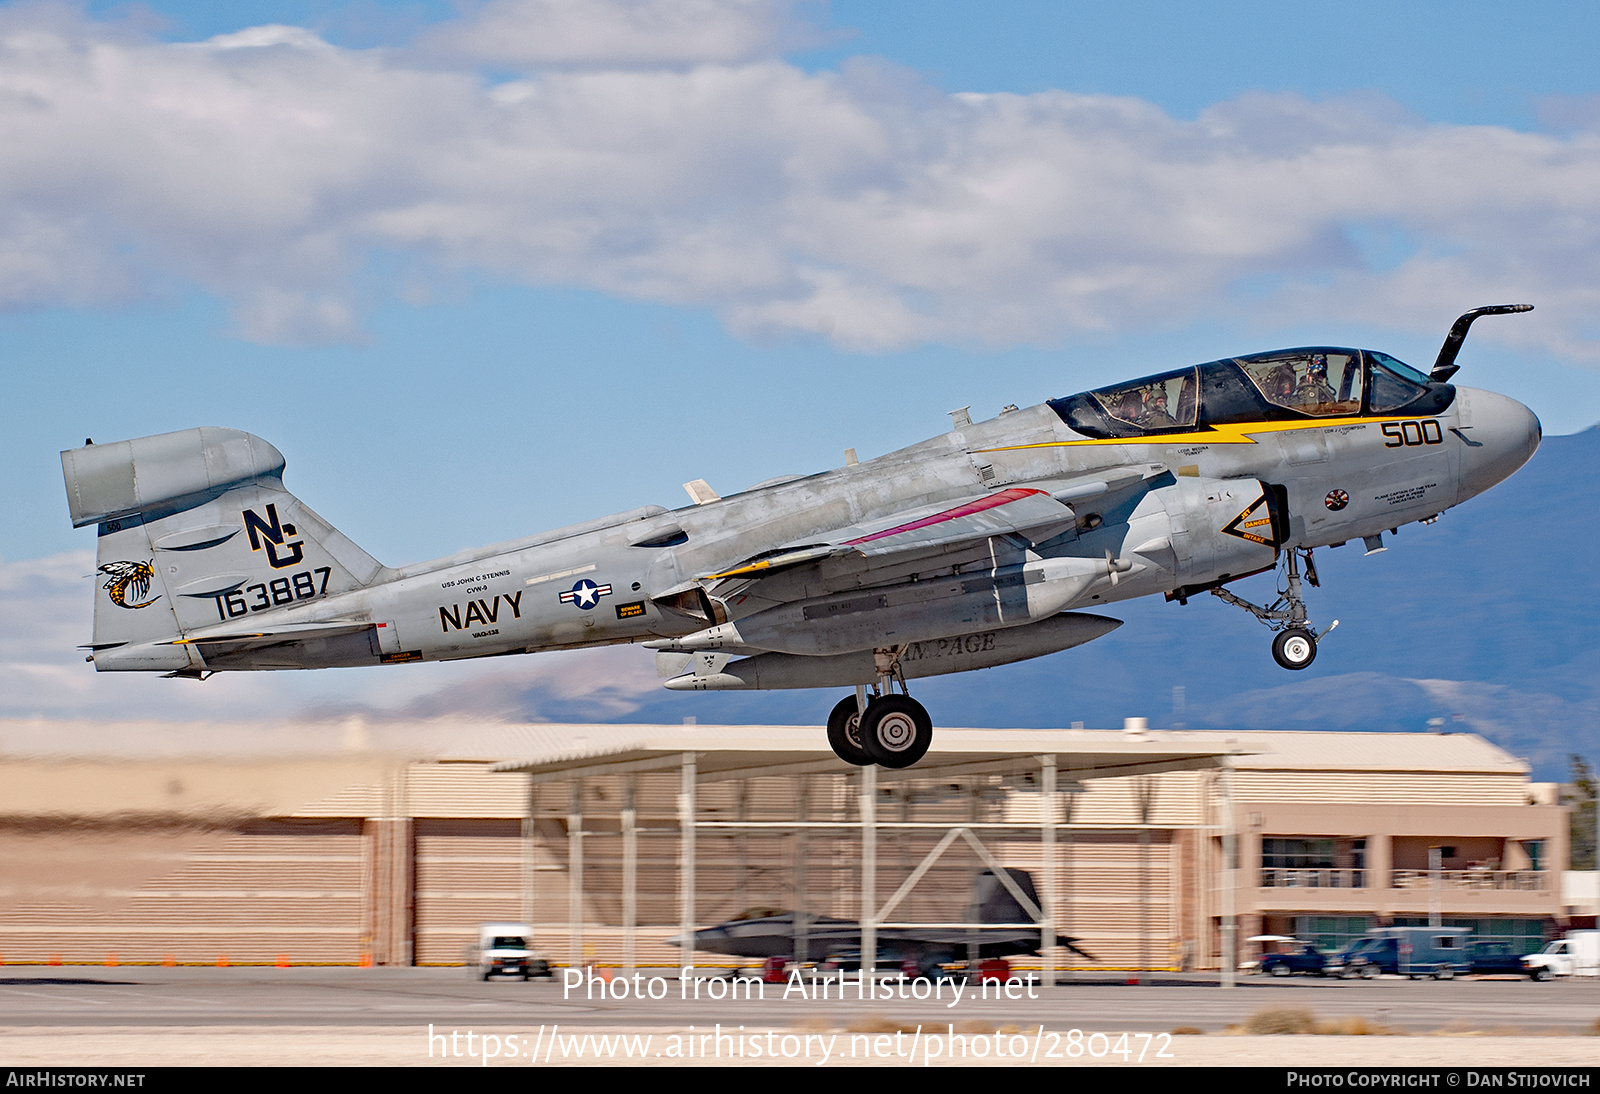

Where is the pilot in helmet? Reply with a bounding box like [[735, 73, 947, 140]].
[[1142, 386, 1178, 428], [1296, 354, 1336, 407]]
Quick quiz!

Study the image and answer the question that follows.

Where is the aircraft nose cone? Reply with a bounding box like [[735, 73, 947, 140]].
[[1456, 388, 1541, 501]]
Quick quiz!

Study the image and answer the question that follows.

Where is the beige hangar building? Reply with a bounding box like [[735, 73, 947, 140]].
[[0, 721, 1567, 972]]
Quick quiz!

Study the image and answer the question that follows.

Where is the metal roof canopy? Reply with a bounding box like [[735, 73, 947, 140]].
[[492, 726, 1253, 783], [494, 726, 1254, 989]]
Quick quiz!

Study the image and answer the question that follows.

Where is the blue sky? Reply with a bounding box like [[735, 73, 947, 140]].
[[3, 0, 1597, 732]]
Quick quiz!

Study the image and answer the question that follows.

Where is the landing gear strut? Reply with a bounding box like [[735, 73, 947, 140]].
[[1211, 548, 1338, 671], [825, 648, 934, 769]]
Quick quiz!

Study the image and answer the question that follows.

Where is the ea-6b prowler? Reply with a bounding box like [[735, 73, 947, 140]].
[[63, 306, 1541, 769]]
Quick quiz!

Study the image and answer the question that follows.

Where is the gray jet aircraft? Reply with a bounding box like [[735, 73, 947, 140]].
[[668, 869, 1095, 975], [62, 306, 1541, 769]]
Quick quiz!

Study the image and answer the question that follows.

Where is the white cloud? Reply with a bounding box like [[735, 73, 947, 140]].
[[417, 0, 813, 67], [202, 24, 333, 52], [0, 550, 659, 734], [1, 2, 1599, 356]]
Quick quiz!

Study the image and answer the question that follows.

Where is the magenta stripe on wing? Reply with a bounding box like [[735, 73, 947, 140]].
[[842, 488, 1049, 546]]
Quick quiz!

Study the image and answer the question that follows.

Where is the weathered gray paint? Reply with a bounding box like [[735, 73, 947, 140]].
[[62, 379, 1539, 703]]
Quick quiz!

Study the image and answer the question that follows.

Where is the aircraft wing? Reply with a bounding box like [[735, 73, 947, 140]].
[[700, 467, 1168, 584], [671, 915, 1095, 962], [701, 487, 1079, 582], [666, 913, 861, 957], [876, 926, 1097, 962]]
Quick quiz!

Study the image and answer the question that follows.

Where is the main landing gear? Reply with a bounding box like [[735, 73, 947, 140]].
[[1211, 547, 1338, 671], [826, 647, 933, 769]]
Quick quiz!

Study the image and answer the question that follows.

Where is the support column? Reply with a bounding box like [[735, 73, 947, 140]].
[[966, 782, 980, 970], [1368, 833, 1392, 921], [623, 775, 637, 980], [568, 780, 584, 970], [860, 763, 878, 979], [1134, 775, 1158, 983], [1428, 845, 1443, 929], [520, 778, 536, 927], [794, 775, 810, 968], [1062, 766, 1077, 981], [1221, 754, 1237, 989], [369, 816, 413, 966], [370, 762, 413, 967], [679, 752, 697, 981], [736, 780, 749, 915], [1041, 755, 1057, 987]]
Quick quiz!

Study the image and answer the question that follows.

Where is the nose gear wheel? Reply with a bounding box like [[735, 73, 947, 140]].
[[1272, 627, 1317, 669]]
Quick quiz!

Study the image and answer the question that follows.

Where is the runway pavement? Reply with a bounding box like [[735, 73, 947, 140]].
[[2, 968, 1596, 1067]]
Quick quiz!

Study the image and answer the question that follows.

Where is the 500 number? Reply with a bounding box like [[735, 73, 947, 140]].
[[1381, 419, 1443, 447], [214, 567, 331, 620]]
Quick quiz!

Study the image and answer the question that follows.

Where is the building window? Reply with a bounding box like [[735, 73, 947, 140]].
[[1263, 838, 1335, 870], [1294, 916, 1371, 953]]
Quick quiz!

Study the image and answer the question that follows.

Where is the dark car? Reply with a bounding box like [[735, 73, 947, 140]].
[[1337, 936, 1400, 978], [1467, 940, 1535, 977], [1260, 941, 1327, 977]]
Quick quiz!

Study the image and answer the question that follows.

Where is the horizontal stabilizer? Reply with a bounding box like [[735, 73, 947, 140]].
[[168, 619, 385, 650]]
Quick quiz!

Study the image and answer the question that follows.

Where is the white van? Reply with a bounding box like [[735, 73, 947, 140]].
[[1522, 931, 1600, 980], [466, 922, 550, 980]]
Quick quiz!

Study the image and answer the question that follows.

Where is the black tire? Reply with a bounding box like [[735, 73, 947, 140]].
[[826, 695, 873, 766], [1434, 964, 1455, 981], [1360, 963, 1379, 979], [1531, 966, 1550, 982], [1272, 627, 1317, 670], [859, 695, 933, 769], [1270, 962, 1291, 977]]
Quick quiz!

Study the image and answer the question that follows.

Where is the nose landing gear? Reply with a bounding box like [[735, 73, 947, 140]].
[[825, 648, 934, 768], [1211, 548, 1338, 671], [1272, 627, 1318, 669]]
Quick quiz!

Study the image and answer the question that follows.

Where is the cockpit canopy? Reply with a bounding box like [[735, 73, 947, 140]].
[[1049, 347, 1454, 439]]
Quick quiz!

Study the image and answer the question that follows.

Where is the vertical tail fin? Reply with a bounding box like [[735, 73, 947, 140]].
[[63, 428, 383, 671]]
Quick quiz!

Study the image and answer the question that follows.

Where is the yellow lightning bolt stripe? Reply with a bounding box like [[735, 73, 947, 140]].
[[703, 559, 779, 581], [974, 414, 1419, 452], [701, 547, 838, 581]]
